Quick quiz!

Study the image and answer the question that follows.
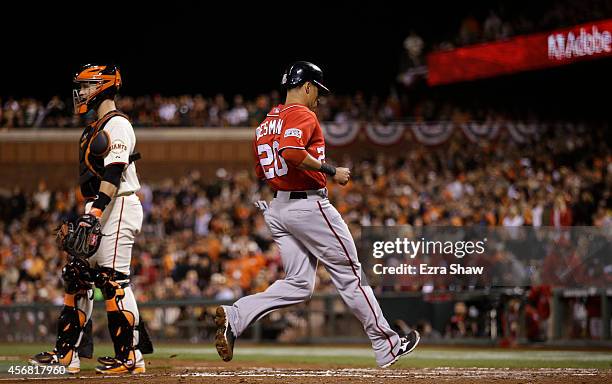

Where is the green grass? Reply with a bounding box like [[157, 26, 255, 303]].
[[1, 343, 611, 373]]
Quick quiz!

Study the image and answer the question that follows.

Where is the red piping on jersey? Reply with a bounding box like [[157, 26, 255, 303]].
[[317, 201, 397, 358]]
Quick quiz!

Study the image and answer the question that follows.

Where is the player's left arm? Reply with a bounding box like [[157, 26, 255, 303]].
[[90, 118, 132, 218], [278, 111, 321, 171], [278, 111, 350, 185], [282, 149, 319, 170], [283, 148, 351, 185]]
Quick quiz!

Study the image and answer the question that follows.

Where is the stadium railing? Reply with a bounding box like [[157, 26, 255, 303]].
[[1, 290, 610, 347]]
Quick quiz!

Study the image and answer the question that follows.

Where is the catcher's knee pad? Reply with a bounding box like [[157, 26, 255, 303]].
[[55, 292, 94, 361], [94, 267, 129, 300], [62, 257, 94, 294]]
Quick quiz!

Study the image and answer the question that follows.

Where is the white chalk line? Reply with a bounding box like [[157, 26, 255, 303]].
[[152, 346, 612, 362], [0, 367, 605, 381]]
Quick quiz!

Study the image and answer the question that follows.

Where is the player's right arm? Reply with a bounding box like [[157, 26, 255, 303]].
[[252, 139, 266, 180]]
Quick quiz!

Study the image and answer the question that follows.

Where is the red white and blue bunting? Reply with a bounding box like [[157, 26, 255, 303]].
[[321, 121, 547, 146], [506, 122, 540, 143], [409, 122, 455, 146], [365, 122, 407, 145], [460, 121, 501, 143], [322, 122, 361, 146]]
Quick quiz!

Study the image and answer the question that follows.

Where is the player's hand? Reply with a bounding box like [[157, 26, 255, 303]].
[[333, 167, 351, 186]]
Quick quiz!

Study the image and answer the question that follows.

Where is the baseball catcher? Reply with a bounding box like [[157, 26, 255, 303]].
[[30, 64, 152, 374]]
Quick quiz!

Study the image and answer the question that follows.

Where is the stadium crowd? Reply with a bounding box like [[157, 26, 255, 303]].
[[0, 92, 412, 128], [0, 91, 494, 129], [0, 90, 590, 130], [1, 124, 610, 309]]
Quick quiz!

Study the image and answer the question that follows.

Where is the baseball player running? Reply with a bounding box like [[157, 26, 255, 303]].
[[215, 61, 419, 368], [30, 64, 152, 374]]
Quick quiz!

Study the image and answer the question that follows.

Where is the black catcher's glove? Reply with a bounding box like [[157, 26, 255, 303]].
[[56, 214, 103, 259]]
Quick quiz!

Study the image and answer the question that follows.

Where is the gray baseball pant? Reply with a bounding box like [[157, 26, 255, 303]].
[[223, 190, 401, 366]]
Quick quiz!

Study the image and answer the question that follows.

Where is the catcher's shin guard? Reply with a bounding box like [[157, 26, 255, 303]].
[[95, 271, 150, 374], [31, 291, 93, 373]]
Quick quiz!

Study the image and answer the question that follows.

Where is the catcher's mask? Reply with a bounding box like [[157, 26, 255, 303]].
[[73, 64, 122, 115]]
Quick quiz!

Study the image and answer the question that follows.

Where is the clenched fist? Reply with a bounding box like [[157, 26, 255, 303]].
[[333, 167, 351, 186]]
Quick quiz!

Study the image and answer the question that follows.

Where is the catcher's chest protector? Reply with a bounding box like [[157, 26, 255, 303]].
[[79, 111, 129, 199]]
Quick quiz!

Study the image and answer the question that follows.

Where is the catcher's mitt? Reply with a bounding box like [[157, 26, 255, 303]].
[[56, 214, 103, 258]]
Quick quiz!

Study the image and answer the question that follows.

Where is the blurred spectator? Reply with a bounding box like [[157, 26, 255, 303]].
[[158, 97, 179, 125], [43, 96, 68, 127], [458, 14, 481, 45], [551, 195, 573, 227], [524, 286, 551, 342], [2, 98, 23, 128], [402, 31, 424, 68], [33, 181, 51, 212], [415, 320, 442, 340], [483, 11, 503, 41], [446, 301, 468, 337], [227, 95, 249, 126], [503, 206, 524, 227]]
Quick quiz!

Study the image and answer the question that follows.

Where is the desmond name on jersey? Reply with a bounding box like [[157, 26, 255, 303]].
[[256, 119, 284, 141]]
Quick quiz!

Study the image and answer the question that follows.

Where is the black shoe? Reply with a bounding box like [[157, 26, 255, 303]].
[[30, 350, 80, 374], [97, 356, 115, 366], [95, 355, 145, 375], [30, 351, 59, 365], [380, 330, 420, 368], [214, 306, 236, 362]]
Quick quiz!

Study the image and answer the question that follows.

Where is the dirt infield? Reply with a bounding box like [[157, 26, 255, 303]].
[[2, 344, 612, 383], [1, 366, 611, 384]]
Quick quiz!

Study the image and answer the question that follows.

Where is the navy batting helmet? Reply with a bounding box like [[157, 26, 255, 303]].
[[281, 61, 330, 95]]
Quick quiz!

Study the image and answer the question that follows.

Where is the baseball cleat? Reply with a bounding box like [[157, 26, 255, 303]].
[[214, 306, 236, 362], [379, 330, 420, 368], [95, 356, 145, 375], [30, 350, 80, 374], [96, 356, 117, 366]]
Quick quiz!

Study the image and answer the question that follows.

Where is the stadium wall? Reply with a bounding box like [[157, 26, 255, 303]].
[[0, 128, 412, 190], [0, 129, 255, 190]]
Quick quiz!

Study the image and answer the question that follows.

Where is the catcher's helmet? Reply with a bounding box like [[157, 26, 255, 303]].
[[281, 61, 330, 95], [72, 64, 122, 114]]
